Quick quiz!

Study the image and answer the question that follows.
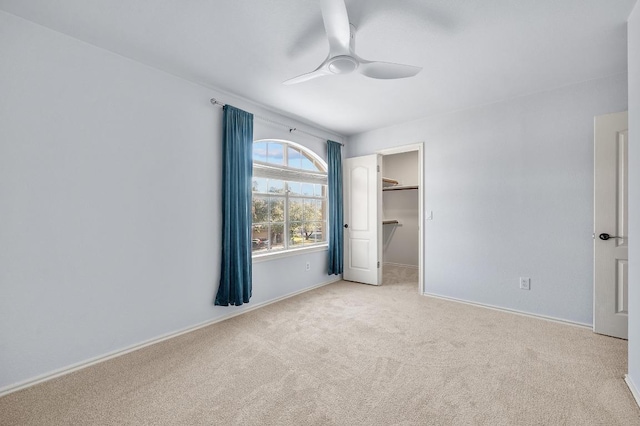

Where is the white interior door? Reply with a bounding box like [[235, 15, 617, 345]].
[[594, 111, 628, 339], [343, 154, 382, 285]]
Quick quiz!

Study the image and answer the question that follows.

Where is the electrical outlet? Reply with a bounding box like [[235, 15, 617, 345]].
[[305, 261, 310, 271], [520, 277, 531, 290]]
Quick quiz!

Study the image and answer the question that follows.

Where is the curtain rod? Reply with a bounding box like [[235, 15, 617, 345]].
[[210, 98, 343, 145]]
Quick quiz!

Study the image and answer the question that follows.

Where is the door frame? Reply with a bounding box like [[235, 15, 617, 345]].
[[377, 143, 424, 294]]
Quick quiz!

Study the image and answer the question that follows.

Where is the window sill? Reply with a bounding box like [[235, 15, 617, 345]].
[[252, 244, 328, 263]]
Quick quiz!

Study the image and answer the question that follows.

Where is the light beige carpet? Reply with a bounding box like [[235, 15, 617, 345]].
[[1, 265, 639, 425]]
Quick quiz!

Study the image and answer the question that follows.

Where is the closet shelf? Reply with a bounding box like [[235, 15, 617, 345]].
[[383, 185, 419, 191], [382, 220, 400, 225], [382, 177, 399, 186]]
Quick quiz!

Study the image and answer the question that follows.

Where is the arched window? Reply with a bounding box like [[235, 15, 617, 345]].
[[252, 140, 328, 255]]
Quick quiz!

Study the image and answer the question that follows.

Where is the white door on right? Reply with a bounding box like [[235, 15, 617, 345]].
[[594, 111, 628, 339]]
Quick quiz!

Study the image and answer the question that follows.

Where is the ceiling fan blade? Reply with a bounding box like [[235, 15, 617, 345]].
[[320, 0, 351, 55], [283, 65, 331, 85], [358, 60, 422, 80]]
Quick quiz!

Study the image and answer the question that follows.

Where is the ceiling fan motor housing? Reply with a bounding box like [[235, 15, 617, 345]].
[[328, 55, 358, 74]]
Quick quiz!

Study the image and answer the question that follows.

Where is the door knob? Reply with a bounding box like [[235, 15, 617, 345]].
[[344, 224, 349, 228], [599, 233, 623, 241]]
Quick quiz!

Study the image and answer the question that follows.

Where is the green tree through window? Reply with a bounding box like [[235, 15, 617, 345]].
[[252, 140, 327, 254]]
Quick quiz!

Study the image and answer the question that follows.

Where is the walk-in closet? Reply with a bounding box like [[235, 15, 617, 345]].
[[381, 151, 420, 287]]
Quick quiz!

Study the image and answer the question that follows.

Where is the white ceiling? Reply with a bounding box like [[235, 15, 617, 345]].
[[0, 0, 635, 135]]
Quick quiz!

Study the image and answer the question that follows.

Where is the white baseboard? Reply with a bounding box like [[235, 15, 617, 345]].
[[0, 277, 341, 398], [625, 375, 640, 409], [422, 291, 592, 329]]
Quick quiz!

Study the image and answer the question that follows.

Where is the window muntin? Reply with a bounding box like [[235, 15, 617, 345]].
[[252, 140, 327, 255]]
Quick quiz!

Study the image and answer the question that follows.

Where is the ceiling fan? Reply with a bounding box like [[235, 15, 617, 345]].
[[283, 0, 422, 85]]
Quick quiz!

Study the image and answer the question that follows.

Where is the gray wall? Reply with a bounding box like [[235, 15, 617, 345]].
[[347, 74, 628, 325], [0, 11, 341, 391], [627, 1, 640, 398]]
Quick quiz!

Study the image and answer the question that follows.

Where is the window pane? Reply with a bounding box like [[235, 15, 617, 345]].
[[253, 142, 268, 163], [302, 222, 321, 245], [252, 177, 267, 193], [304, 152, 324, 171], [316, 199, 324, 221], [314, 184, 323, 197], [267, 223, 285, 252], [289, 222, 304, 246], [301, 183, 314, 196], [253, 224, 286, 253], [268, 179, 285, 194], [252, 195, 269, 223], [306, 222, 325, 244], [303, 223, 316, 244], [269, 197, 284, 222], [288, 181, 301, 195], [252, 225, 268, 253], [289, 199, 303, 222], [301, 155, 315, 171], [303, 199, 319, 221], [288, 147, 302, 169], [267, 143, 284, 165]]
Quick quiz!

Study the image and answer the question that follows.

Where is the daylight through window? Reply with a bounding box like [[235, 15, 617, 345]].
[[252, 140, 328, 255]]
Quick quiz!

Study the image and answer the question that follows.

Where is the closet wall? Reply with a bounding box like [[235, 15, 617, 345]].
[[382, 152, 419, 267]]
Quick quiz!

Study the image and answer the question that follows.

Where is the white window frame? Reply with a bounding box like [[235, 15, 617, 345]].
[[252, 139, 329, 261]]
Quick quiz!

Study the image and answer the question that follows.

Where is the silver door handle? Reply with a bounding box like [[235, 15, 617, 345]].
[[599, 233, 624, 241]]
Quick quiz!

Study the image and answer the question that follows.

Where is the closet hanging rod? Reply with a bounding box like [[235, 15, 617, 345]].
[[210, 98, 343, 145], [383, 185, 419, 191]]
